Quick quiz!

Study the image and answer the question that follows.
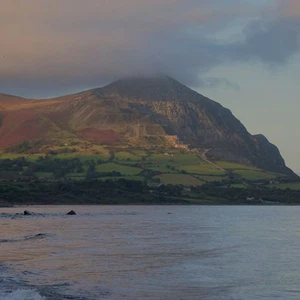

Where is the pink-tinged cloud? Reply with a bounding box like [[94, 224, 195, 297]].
[[0, 0, 299, 97], [281, 0, 300, 18]]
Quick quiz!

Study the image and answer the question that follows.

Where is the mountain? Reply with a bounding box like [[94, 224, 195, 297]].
[[0, 76, 294, 176]]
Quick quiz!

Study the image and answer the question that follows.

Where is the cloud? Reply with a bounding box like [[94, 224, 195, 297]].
[[199, 77, 240, 90], [232, 18, 300, 64], [0, 0, 299, 97], [280, 0, 300, 18]]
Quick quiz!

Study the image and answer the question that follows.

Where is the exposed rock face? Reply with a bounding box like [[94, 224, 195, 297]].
[[0, 76, 294, 176], [94, 76, 294, 175]]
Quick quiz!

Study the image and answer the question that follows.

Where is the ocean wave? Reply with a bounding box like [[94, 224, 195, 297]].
[[1, 289, 45, 300], [0, 286, 90, 300], [0, 212, 68, 219], [0, 264, 89, 300], [0, 213, 47, 219], [0, 233, 51, 244], [0, 211, 140, 219]]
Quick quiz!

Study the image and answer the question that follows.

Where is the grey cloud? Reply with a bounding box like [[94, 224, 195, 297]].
[[0, 0, 299, 97], [232, 18, 300, 64], [198, 77, 241, 91]]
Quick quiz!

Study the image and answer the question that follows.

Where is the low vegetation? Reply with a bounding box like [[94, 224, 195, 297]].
[[155, 174, 204, 186], [0, 148, 291, 184], [0, 147, 298, 205]]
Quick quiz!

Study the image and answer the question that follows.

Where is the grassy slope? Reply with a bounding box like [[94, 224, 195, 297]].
[[0, 147, 291, 187], [155, 174, 204, 186], [268, 182, 300, 190]]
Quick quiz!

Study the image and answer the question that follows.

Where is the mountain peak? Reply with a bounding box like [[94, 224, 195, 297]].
[[0, 75, 293, 176], [94, 75, 198, 101]]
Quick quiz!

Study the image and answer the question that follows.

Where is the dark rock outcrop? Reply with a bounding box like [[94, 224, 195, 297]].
[[66, 210, 76, 215]]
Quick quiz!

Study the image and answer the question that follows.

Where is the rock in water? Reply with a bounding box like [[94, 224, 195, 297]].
[[24, 210, 32, 215], [66, 210, 76, 215]]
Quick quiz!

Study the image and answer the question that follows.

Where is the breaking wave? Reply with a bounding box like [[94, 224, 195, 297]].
[[0, 233, 50, 244], [1, 289, 45, 300]]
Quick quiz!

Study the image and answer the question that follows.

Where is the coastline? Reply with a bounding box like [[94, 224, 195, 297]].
[[1, 179, 299, 207]]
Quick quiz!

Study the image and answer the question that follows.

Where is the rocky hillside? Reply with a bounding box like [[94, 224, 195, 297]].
[[0, 76, 294, 176]]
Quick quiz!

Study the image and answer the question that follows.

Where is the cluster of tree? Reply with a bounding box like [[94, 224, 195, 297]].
[[0, 156, 300, 205], [190, 186, 300, 204], [0, 157, 30, 171], [1, 175, 300, 206], [0, 157, 85, 180], [33, 156, 84, 178], [0, 179, 188, 205], [0, 156, 114, 180]]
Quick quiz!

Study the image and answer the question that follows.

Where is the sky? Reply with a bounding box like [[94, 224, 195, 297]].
[[0, 0, 299, 171]]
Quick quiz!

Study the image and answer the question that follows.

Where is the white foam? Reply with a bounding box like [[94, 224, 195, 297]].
[[1, 289, 45, 300]]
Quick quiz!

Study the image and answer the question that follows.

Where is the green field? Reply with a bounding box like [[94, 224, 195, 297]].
[[215, 161, 257, 170], [178, 164, 226, 175], [155, 174, 204, 186], [194, 175, 227, 182], [269, 182, 300, 190], [234, 169, 279, 180], [55, 153, 110, 161], [0, 148, 291, 187], [0, 153, 44, 161], [229, 183, 248, 188], [149, 153, 200, 165], [95, 163, 142, 175], [114, 151, 142, 161], [36, 172, 53, 179], [146, 165, 178, 173]]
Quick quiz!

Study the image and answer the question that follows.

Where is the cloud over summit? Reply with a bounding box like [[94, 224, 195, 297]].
[[0, 0, 299, 96]]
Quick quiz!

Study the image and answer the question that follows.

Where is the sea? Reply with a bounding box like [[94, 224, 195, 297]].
[[1, 205, 300, 300]]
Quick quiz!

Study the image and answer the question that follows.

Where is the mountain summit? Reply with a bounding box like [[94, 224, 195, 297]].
[[0, 76, 294, 176], [95, 75, 200, 101]]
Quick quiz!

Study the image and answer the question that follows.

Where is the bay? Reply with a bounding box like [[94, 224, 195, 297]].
[[0, 205, 300, 299]]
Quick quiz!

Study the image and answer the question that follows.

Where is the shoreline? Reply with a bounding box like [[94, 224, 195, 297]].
[[0, 201, 292, 208]]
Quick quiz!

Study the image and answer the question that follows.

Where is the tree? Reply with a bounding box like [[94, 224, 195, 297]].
[[85, 164, 97, 180]]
